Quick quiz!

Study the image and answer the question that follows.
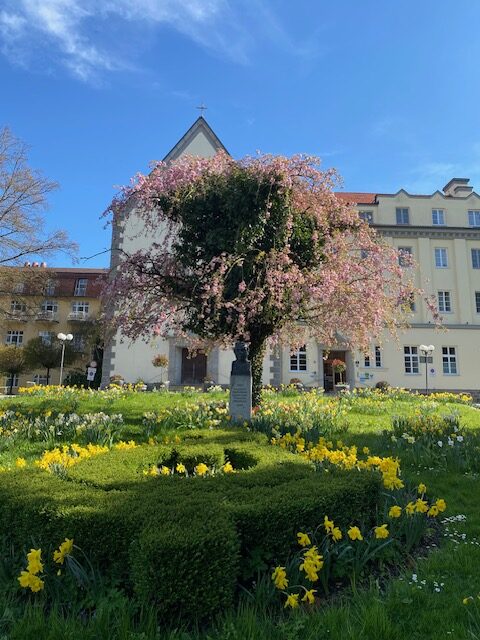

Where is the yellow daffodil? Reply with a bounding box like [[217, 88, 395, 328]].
[[427, 505, 439, 517], [332, 527, 342, 541], [405, 501, 416, 516], [435, 498, 447, 512], [284, 593, 299, 609], [195, 463, 209, 476], [222, 462, 234, 473], [302, 589, 317, 604], [15, 457, 27, 469], [272, 566, 288, 590], [374, 524, 389, 539], [415, 498, 428, 514], [324, 515, 334, 533], [53, 538, 74, 565], [463, 596, 474, 605], [176, 463, 186, 474], [26, 549, 43, 575], [347, 526, 363, 541], [418, 483, 427, 495], [362, 447, 370, 455], [297, 532, 311, 547], [160, 466, 170, 476], [18, 571, 44, 592], [389, 505, 402, 518]]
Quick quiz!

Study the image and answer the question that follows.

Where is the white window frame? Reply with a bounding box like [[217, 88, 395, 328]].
[[432, 209, 445, 226], [41, 300, 58, 313], [74, 278, 88, 296], [404, 346, 419, 374], [468, 210, 480, 227], [359, 211, 373, 223], [374, 346, 382, 368], [44, 280, 56, 296], [442, 346, 458, 375], [472, 249, 480, 269], [10, 300, 26, 313], [72, 333, 85, 352], [39, 331, 55, 346], [434, 247, 448, 268], [290, 346, 307, 372], [71, 301, 90, 314], [32, 373, 49, 385], [5, 374, 19, 389], [396, 208, 410, 225], [6, 330, 23, 345], [437, 290, 452, 313], [398, 246, 412, 267]]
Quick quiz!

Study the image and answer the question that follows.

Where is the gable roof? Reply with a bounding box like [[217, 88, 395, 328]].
[[335, 192, 378, 204], [163, 116, 228, 162]]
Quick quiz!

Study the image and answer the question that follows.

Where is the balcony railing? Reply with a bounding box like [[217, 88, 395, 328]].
[[35, 310, 59, 322], [6, 312, 29, 322], [67, 311, 91, 322]]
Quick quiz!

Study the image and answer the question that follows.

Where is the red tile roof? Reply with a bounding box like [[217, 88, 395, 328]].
[[335, 192, 378, 204]]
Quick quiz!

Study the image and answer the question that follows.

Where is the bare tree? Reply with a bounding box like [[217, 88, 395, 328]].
[[0, 126, 77, 265]]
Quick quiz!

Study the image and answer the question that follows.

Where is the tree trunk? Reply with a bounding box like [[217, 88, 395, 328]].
[[46, 368, 50, 385], [8, 375, 14, 395], [249, 336, 266, 408]]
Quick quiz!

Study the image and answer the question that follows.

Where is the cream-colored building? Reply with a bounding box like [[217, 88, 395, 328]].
[[1, 267, 107, 392], [103, 118, 480, 394]]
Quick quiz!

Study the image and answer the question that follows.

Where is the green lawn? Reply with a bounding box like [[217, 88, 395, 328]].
[[1, 389, 480, 639]]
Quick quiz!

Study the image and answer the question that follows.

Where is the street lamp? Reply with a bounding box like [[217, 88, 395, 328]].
[[57, 332, 73, 386], [419, 344, 435, 395]]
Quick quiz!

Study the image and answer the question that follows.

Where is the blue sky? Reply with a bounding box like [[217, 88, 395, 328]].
[[1, 0, 480, 267]]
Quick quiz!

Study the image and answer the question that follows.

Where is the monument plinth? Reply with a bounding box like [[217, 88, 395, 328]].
[[229, 341, 252, 422]]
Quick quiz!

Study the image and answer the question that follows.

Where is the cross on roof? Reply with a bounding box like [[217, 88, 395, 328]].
[[196, 103, 207, 116]]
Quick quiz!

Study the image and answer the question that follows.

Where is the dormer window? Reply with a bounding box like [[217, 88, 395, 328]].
[[74, 278, 88, 296], [396, 208, 410, 225]]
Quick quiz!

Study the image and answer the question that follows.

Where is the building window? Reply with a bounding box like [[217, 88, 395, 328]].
[[404, 346, 419, 374], [398, 246, 413, 267], [472, 249, 480, 269], [72, 333, 85, 352], [359, 211, 373, 223], [6, 330, 23, 345], [432, 209, 445, 225], [364, 354, 370, 367], [434, 247, 448, 268], [71, 301, 90, 314], [74, 278, 88, 296], [468, 210, 480, 227], [39, 331, 55, 345], [442, 347, 457, 375], [375, 346, 382, 368], [13, 282, 24, 294], [290, 346, 307, 372], [44, 280, 56, 296], [41, 300, 58, 313], [476, 292, 480, 313], [437, 290, 452, 313], [5, 374, 19, 389], [10, 300, 26, 313], [396, 208, 410, 225], [33, 373, 49, 385]]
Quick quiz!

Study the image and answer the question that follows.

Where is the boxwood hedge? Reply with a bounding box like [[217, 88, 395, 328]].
[[0, 427, 381, 623]]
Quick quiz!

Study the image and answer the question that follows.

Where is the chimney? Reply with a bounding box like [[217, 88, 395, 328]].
[[443, 178, 473, 198]]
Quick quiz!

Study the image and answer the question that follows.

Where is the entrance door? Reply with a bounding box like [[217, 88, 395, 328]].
[[323, 350, 347, 391], [181, 349, 207, 384]]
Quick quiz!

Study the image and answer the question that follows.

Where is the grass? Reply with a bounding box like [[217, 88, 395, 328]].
[[1, 389, 479, 639]]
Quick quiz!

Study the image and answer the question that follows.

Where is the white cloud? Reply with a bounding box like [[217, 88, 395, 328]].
[[0, 0, 252, 81]]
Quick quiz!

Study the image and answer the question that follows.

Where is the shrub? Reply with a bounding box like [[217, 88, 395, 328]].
[[375, 381, 390, 392]]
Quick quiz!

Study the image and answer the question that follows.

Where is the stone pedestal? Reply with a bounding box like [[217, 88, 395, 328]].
[[229, 341, 252, 422]]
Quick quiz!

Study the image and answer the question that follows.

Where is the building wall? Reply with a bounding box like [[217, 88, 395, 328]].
[[1, 268, 106, 393]]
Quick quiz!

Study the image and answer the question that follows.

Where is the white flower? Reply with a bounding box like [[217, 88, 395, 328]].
[[437, 440, 443, 448], [457, 435, 464, 443], [448, 438, 454, 447], [391, 435, 397, 442], [412, 574, 418, 582]]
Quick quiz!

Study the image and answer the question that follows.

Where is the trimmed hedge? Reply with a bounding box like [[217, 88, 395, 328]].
[[0, 427, 381, 624]]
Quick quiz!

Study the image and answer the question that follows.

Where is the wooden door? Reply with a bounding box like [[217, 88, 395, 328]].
[[181, 349, 207, 384]]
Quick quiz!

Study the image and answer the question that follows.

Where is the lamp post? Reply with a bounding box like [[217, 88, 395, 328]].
[[57, 332, 73, 385], [419, 344, 435, 395]]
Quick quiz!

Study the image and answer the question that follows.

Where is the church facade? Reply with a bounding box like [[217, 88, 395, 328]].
[[102, 118, 480, 394]]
